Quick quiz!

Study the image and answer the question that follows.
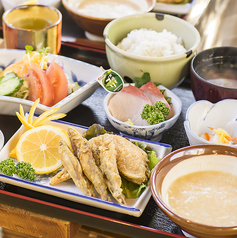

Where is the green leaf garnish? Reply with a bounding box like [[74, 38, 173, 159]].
[[134, 71, 151, 88], [25, 45, 33, 54], [39, 47, 50, 69]]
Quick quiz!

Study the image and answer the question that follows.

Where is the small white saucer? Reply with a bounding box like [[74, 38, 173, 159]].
[[85, 31, 104, 42]]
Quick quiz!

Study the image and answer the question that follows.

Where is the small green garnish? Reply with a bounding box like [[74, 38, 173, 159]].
[[141, 101, 170, 125], [134, 71, 151, 88], [83, 124, 107, 140], [25, 45, 34, 55], [0, 158, 15, 176], [25, 45, 34, 62], [134, 71, 160, 88], [39, 47, 50, 69], [15, 161, 36, 181], [25, 45, 50, 69], [0, 158, 36, 181], [160, 89, 172, 105]]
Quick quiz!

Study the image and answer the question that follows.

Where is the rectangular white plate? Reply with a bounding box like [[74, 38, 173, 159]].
[[0, 120, 172, 217]]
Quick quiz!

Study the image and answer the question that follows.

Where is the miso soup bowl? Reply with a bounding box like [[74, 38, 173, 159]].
[[150, 144, 237, 238], [191, 46, 237, 103]]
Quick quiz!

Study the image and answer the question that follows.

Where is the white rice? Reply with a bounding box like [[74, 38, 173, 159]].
[[116, 28, 187, 57]]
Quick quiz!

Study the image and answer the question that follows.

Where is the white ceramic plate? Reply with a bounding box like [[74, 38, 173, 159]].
[[0, 49, 102, 116], [0, 120, 172, 217], [153, 1, 193, 15]]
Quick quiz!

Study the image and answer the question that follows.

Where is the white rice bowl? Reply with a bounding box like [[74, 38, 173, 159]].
[[116, 28, 187, 57]]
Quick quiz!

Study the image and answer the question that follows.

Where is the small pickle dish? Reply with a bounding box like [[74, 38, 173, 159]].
[[184, 99, 237, 147]]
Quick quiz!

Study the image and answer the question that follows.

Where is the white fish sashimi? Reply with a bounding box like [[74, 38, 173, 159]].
[[108, 85, 152, 126]]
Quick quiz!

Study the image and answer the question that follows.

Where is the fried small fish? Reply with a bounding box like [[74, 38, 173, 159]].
[[90, 134, 150, 185], [49, 168, 70, 186], [68, 127, 110, 201], [112, 135, 150, 185], [59, 140, 95, 197], [98, 138, 126, 205]]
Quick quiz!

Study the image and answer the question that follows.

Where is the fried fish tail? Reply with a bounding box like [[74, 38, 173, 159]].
[[49, 168, 71, 186], [59, 140, 95, 197], [68, 127, 110, 201]]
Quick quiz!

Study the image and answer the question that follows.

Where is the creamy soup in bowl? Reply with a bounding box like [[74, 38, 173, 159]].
[[67, 0, 150, 19], [150, 144, 237, 238]]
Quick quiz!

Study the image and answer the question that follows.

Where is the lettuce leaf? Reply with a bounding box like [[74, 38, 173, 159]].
[[83, 124, 106, 140], [121, 176, 147, 198]]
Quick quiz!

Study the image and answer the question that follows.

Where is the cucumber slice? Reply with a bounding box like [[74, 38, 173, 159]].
[[0, 73, 23, 96], [0, 72, 17, 83]]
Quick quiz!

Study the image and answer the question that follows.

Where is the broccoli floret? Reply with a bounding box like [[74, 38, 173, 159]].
[[15, 161, 36, 181], [0, 158, 16, 176], [141, 101, 170, 125], [0, 158, 36, 181]]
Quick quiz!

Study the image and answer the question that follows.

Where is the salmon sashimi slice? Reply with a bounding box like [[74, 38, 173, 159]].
[[107, 85, 152, 126], [140, 82, 173, 118]]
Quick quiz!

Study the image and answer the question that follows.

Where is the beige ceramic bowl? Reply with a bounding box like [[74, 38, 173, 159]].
[[62, 0, 155, 37], [150, 144, 237, 238], [104, 13, 200, 89]]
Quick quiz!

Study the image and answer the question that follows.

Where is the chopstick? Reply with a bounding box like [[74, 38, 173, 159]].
[[61, 36, 106, 54]]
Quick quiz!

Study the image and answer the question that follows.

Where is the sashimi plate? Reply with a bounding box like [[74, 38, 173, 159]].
[[0, 120, 172, 217], [0, 49, 102, 116]]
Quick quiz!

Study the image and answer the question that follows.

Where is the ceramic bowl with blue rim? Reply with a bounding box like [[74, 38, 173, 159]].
[[104, 84, 182, 141], [0, 49, 102, 116], [184, 99, 237, 147]]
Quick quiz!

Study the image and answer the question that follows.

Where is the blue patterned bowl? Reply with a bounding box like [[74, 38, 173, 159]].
[[0, 49, 102, 115], [104, 84, 182, 141]]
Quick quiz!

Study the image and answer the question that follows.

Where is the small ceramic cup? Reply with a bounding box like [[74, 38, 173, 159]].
[[2, 4, 62, 54]]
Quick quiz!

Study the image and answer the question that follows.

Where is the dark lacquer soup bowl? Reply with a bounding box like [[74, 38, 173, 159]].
[[191, 46, 237, 103]]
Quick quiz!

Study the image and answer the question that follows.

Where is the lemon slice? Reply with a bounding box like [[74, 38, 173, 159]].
[[16, 125, 70, 174]]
